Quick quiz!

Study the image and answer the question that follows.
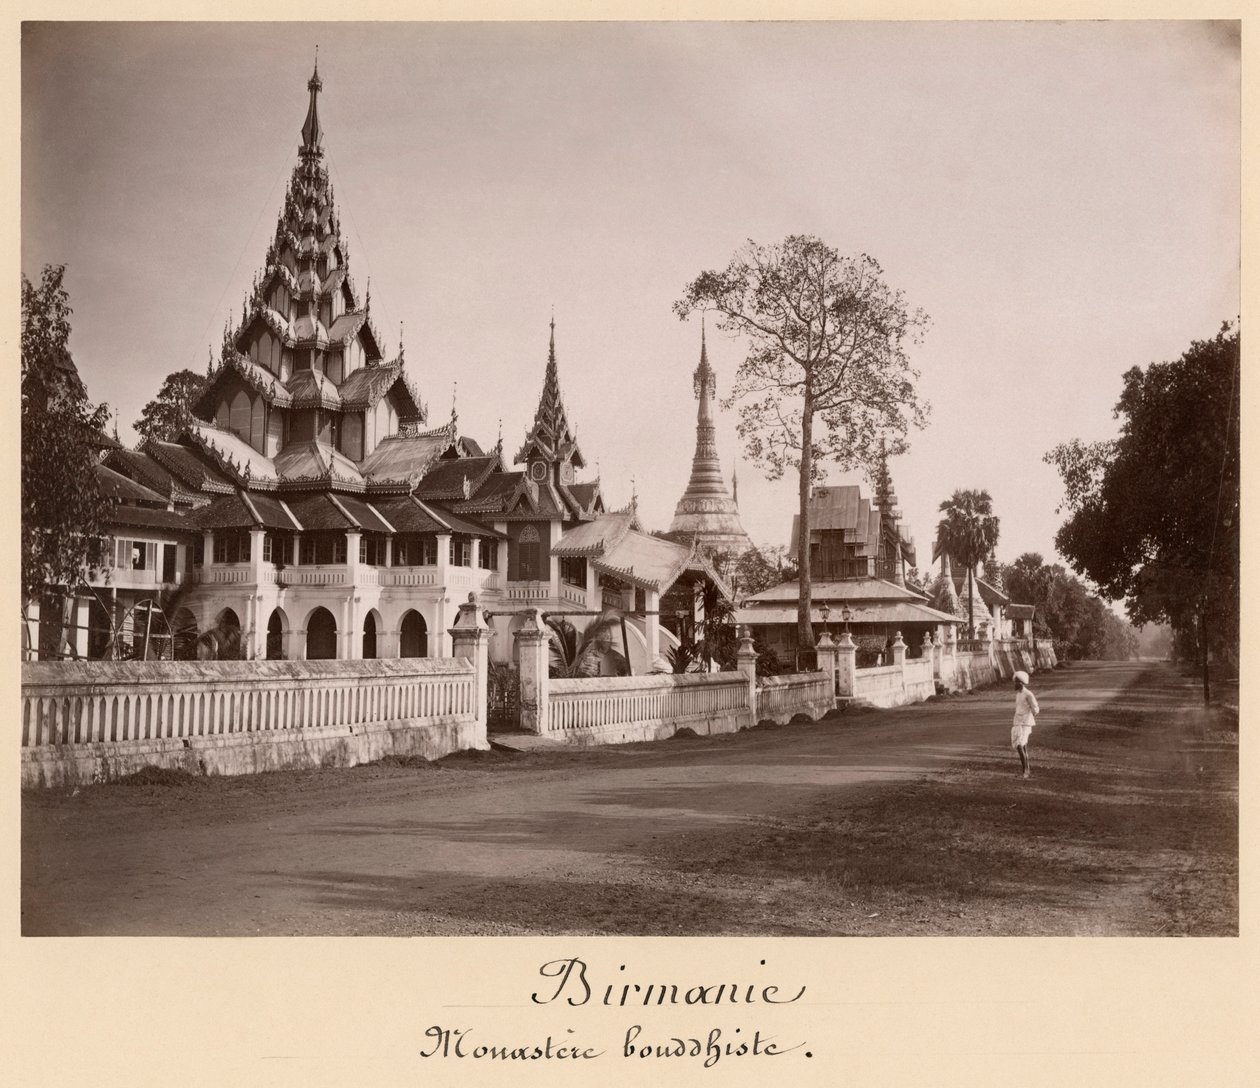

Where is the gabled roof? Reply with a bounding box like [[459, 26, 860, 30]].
[[273, 440, 364, 489], [143, 437, 237, 495], [1007, 603, 1035, 620], [105, 505, 196, 533], [450, 470, 521, 515], [106, 448, 206, 507], [337, 364, 404, 410], [416, 455, 502, 501], [285, 368, 341, 410], [550, 507, 639, 557], [552, 511, 725, 598], [95, 464, 168, 506], [327, 311, 366, 345], [358, 425, 454, 485], [187, 423, 279, 486]]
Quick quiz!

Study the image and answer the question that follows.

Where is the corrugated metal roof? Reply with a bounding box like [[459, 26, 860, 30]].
[[745, 578, 923, 604], [736, 601, 962, 626]]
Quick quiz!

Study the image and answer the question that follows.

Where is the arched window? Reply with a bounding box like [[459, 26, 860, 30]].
[[306, 608, 337, 660], [362, 612, 378, 659], [229, 390, 252, 444], [399, 611, 427, 658], [250, 397, 266, 452], [516, 524, 541, 582], [266, 610, 286, 660]]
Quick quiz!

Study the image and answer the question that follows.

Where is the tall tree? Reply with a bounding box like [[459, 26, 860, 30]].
[[1045, 322, 1239, 667], [936, 489, 999, 637], [21, 265, 113, 605], [675, 236, 929, 649], [134, 369, 208, 442]]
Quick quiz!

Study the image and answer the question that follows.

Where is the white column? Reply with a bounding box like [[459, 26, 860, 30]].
[[203, 531, 215, 568], [249, 528, 266, 585], [643, 587, 661, 666], [835, 630, 858, 697], [449, 594, 490, 749], [515, 609, 550, 735], [735, 625, 758, 724]]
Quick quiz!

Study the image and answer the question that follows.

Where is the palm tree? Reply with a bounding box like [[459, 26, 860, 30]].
[[545, 611, 628, 678], [936, 489, 1000, 638]]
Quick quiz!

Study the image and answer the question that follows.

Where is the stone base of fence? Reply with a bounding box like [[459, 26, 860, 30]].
[[542, 707, 748, 748], [755, 672, 834, 725], [21, 715, 480, 790]]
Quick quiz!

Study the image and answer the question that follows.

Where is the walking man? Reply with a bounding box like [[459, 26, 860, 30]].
[[1011, 670, 1039, 779]]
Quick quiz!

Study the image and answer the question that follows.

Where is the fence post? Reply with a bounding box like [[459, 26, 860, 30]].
[[449, 592, 490, 748], [514, 609, 550, 735], [891, 632, 907, 702], [835, 630, 857, 697], [735, 626, 758, 725], [816, 632, 838, 713]]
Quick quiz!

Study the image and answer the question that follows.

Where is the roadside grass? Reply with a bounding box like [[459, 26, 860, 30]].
[[649, 685, 1238, 936]]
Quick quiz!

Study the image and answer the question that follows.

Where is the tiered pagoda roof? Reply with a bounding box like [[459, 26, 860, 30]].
[[668, 326, 752, 554]]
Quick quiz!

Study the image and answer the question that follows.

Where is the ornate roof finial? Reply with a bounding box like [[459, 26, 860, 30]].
[[398, 320, 405, 365], [364, 277, 371, 312], [732, 459, 739, 505], [112, 408, 120, 444], [450, 381, 458, 429], [301, 49, 324, 157]]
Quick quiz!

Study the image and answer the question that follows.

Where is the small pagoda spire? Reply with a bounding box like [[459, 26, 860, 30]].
[[515, 316, 584, 469], [300, 49, 324, 157], [732, 459, 739, 505], [398, 320, 404, 365], [450, 382, 458, 431], [495, 418, 503, 457], [112, 408, 120, 444]]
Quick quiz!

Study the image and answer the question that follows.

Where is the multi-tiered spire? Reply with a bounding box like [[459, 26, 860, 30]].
[[668, 323, 752, 554], [515, 317, 585, 470]]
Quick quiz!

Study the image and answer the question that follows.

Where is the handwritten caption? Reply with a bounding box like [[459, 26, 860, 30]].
[[420, 956, 812, 1067]]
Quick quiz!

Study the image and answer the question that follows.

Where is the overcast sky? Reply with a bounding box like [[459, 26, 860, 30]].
[[21, 21, 1239, 581]]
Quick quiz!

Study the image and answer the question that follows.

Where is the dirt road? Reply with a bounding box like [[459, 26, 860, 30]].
[[21, 660, 1237, 936]]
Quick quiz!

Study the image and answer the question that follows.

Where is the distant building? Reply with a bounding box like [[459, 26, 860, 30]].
[[667, 327, 751, 557], [737, 454, 959, 662]]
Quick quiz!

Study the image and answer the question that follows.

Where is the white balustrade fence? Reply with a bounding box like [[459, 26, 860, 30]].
[[548, 672, 751, 734], [21, 658, 484, 787]]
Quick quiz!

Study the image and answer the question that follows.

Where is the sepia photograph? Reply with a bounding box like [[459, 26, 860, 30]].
[[20, 17, 1239, 953]]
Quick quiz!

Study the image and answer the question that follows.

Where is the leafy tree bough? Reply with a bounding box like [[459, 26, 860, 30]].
[[675, 236, 929, 650]]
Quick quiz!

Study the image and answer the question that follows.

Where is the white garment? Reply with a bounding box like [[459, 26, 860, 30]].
[[1013, 687, 1040, 726]]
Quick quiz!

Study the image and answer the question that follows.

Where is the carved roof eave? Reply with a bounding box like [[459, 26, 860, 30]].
[[184, 428, 279, 492], [365, 479, 418, 497], [261, 262, 299, 297], [236, 305, 294, 353], [276, 473, 368, 495], [221, 352, 292, 407]]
